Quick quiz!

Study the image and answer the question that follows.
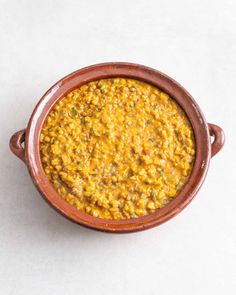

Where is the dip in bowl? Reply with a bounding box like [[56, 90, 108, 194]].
[[10, 63, 224, 232]]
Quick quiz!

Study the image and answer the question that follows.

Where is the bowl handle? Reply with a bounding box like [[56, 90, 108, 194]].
[[208, 123, 225, 158], [9, 129, 26, 163]]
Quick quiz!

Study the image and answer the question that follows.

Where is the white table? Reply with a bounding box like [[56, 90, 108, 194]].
[[1, 0, 235, 294]]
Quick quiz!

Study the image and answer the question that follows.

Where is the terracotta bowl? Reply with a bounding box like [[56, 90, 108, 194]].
[[9, 63, 225, 233]]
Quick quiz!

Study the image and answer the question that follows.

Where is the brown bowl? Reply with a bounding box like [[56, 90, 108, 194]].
[[9, 63, 225, 233]]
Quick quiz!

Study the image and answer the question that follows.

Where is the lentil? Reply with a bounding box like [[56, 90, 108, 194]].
[[40, 78, 195, 220]]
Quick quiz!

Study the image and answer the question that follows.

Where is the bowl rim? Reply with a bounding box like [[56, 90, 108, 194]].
[[24, 62, 211, 233]]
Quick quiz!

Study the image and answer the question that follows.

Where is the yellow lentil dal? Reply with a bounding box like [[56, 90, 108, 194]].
[[40, 78, 195, 220]]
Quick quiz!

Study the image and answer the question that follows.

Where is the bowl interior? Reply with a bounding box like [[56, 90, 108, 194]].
[[25, 63, 211, 232]]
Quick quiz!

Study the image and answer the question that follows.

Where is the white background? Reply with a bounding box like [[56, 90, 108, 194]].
[[0, 0, 235, 294]]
